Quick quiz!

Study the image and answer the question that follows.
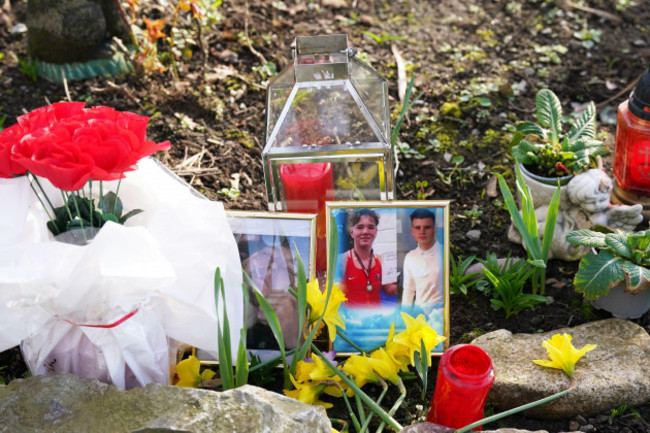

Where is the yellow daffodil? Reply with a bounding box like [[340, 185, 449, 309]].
[[323, 378, 354, 398], [533, 333, 596, 377], [342, 354, 380, 388], [384, 323, 411, 372], [284, 375, 332, 408], [296, 354, 337, 382], [306, 280, 346, 341], [369, 348, 401, 385], [393, 312, 446, 367], [175, 355, 215, 388]]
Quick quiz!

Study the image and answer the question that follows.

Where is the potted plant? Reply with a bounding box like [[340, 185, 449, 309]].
[[566, 227, 650, 318], [511, 88, 608, 185], [505, 89, 619, 261]]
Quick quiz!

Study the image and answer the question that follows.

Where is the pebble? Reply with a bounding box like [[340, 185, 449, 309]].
[[579, 424, 596, 433], [216, 49, 239, 63], [569, 421, 580, 431], [594, 414, 610, 424], [575, 415, 588, 425], [632, 39, 647, 47], [466, 230, 481, 241], [11, 23, 27, 34]]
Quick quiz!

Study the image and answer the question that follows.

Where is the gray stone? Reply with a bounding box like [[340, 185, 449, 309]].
[[0, 375, 331, 433], [471, 319, 650, 419], [466, 230, 481, 241]]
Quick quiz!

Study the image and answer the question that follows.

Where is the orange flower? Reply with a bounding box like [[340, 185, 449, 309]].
[[143, 17, 167, 42]]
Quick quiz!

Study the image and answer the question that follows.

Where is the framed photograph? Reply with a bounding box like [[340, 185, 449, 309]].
[[325, 201, 450, 356], [197, 210, 316, 364]]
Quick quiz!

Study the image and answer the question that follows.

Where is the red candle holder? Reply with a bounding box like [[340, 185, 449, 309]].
[[280, 162, 334, 271], [427, 344, 495, 431], [612, 69, 650, 219]]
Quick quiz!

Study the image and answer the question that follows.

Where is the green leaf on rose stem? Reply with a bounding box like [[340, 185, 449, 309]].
[[66, 195, 102, 227], [118, 208, 143, 224], [101, 192, 123, 218], [102, 213, 119, 224]]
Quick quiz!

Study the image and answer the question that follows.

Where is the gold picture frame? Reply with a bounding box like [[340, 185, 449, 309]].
[[196, 210, 317, 364], [325, 201, 450, 356]]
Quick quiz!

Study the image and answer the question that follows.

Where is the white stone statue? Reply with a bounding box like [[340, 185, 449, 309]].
[[508, 169, 644, 261]]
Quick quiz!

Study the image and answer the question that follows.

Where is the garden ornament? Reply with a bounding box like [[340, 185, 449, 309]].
[[508, 168, 643, 261], [25, 0, 132, 82]]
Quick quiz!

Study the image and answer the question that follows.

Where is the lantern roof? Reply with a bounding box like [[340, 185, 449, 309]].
[[264, 34, 390, 157]]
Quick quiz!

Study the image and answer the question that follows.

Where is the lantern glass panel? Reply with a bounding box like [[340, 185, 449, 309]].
[[266, 64, 296, 141], [263, 34, 393, 213]]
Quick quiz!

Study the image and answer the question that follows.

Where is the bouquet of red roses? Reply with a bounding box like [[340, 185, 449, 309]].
[[0, 102, 243, 389], [0, 101, 170, 240]]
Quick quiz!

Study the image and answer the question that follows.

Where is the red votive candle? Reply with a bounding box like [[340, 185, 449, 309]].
[[427, 344, 495, 430], [280, 163, 334, 271], [614, 100, 650, 194]]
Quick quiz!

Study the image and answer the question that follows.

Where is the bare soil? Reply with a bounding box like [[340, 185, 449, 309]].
[[1, 0, 649, 431]]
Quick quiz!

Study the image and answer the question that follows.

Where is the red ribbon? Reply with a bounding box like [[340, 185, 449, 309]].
[[64, 308, 139, 329]]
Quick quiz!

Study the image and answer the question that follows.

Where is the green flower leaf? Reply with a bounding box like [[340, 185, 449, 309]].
[[605, 233, 633, 259], [621, 261, 650, 294], [567, 101, 596, 142], [536, 89, 563, 145], [566, 229, 607, 248], [573, 250, 625, 300]]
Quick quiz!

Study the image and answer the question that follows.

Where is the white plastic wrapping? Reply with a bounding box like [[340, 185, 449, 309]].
[[0, 158, 243, 388]]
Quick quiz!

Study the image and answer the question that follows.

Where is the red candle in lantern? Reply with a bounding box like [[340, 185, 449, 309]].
[[280, 163, 334, 271], [427, 344, 495, 431], [614, 69, 650, 195]]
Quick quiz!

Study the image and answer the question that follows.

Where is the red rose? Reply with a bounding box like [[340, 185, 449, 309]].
[[1, 102, 169, 189], [114, 111, 170, 164], [76, 119, 134, 181], [12, 125, 94, 191], [0, 123, 28, 178], [16, 102, 85, 132]]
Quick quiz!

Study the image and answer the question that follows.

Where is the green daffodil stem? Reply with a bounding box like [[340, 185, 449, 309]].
[[354, 392, 367, 427], [336, 328, 367, 355], [247, 349, 296, 374], [99, 181, 104, 209], [332, 382, 361, 432], [311, 345, 403, 432], [361, 380, 388, 433], [376, 379, 406, 433], [456, 379, 576, 433], [69, 192, 88, 243]]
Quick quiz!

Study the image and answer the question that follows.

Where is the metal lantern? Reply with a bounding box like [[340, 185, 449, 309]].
[[262, 34, 394, 218]]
